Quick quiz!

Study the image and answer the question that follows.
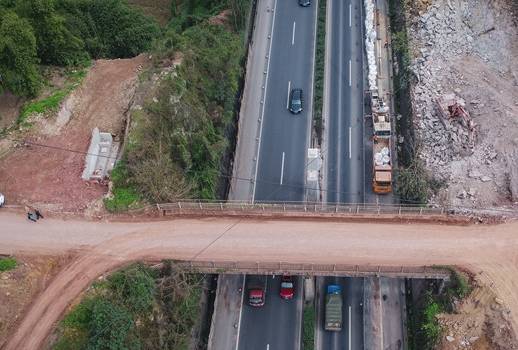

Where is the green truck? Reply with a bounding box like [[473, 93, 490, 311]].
[[325, 284, 343, 331]]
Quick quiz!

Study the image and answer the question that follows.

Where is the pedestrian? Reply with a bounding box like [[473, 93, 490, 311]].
[[35, 209, 44, 219]]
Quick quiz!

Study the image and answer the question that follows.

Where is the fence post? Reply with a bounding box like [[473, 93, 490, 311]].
[[419, 208, 423, 215], [220, 203, 223, 210], [178, 202, 182, 209], [199, 202, 203, 210], [398, 206, 401, 215]]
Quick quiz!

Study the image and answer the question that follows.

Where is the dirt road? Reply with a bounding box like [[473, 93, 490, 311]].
[[1, 211, 518, 349]]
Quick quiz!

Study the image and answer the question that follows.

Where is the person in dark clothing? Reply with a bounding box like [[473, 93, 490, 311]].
[[35, 210, 43, 219]]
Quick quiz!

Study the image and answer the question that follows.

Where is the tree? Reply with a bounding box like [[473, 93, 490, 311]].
[[0, 10, 41, 96], [15, 0, 87, 66]]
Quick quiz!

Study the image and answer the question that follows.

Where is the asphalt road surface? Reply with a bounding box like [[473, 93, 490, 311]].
[[253, 0, 317, 202], [315, 276, 364, 350], [238, 275, 304, 350], [324, 0, 365, 204]]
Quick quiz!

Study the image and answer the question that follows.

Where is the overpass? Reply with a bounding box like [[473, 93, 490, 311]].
[[1, 210, 518, 350]]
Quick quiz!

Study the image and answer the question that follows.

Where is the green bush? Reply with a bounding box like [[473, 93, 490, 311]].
[[421, 294, 443, 347], [302, 303, 315, 350], [395, 158, 429, 204], [107, 264, 155, 315], [0, 257, 17, 272]]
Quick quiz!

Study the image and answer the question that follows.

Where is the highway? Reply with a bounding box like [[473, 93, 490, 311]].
[[236, 1, 318, 349], [253, 0, 317, 202], [238, 275, 304, 350], [323, 0, 365, 204], [315, 277, 364, 350]]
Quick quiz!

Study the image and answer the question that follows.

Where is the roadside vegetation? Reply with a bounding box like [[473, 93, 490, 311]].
[[302, 303, 315, 350], [406, 269, 471, 350], [52, 261, 204, 350], [0, 257, 17, 272], [107, 0, 252, 210], [312, 0, 327, 145], [388, 0, 436, 205]]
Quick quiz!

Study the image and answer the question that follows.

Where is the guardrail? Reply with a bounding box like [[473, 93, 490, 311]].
[[157, 200, 448, 216], [173, 260, 451, 279]]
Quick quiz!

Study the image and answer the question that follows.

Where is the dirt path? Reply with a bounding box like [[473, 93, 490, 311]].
[[1, 211, 518, 349]]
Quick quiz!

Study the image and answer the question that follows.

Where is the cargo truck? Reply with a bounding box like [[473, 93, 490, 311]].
[[247, 275, 267, 307], [324, 285, 343, 331], [371, 93, 392, 194]]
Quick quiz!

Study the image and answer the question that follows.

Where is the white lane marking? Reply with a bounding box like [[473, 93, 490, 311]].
[[286, 81, 291, 109], [292, 21, 296, 45], [266, 344, 270, 350], [348, 306, 352, 350], [349, 3, 352, 27], [252, 0, 278, 203], [280, 152, 286, 185], [349, 127, 352, 159], [349, 59, 352, 87], [235, 276, 246, 350]]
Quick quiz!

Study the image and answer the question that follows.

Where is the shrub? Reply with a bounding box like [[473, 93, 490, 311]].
[[0, 257, 17, 272]]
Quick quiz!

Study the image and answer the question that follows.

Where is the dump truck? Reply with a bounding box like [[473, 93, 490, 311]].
[[247, 275, 267, 307], [325, 285, 343, 331], [372, 134, 392, 194], [371, 92, 392, 194]]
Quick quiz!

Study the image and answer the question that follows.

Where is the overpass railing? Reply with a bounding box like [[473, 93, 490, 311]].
[[172, 260, 451, 279]]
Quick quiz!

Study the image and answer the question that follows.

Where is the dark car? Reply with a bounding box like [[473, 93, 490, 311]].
[[299, 0, 311, 6], [280, 275, 295, 300], [289, 88, 304, 114]]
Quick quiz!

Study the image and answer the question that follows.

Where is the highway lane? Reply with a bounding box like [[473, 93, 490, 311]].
[[253, 0, 317, 202], [324, 0, 364, 204], [238, 275, 303, 350], [316, 276, 364, 350]]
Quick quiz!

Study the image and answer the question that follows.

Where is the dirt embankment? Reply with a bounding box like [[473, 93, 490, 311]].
[[0, 255, 73, 349], [0, 55, 149, 212]]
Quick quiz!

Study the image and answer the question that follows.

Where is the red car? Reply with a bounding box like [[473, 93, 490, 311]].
[[280, 275, 295, 300]]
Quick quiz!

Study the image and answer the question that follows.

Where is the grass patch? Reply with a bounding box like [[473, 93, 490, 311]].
[[104, 162, 141, 213], [0, 257, 17, 272], [312, 0, 327, 145], [302, 302, 316, 350], [18, 64, 90, 127]]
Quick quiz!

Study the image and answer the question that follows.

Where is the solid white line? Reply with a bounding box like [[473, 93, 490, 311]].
[[348, 306, 352, 350], [349, 59, 352, 87], [266, 344, 270, 350], [252, 0, 278, 203], [292, 21, 296, 45], [349, 127, 352, 159], [280, 152, 285, 185], [286, 81, 291, 109], [349, 3, 352, 27], [235, 276, 246, 350]]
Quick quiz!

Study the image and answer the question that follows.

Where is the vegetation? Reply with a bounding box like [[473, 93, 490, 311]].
[[395, 158, 429, 205], [114, 0, 251, 203], [0, 0, 160, 97], [104, 162, 141, 212], [312, 0, 326, 144], [18, 65, 88, 126], [0, 257, 17, 272], [53, 262, 204, 350], [407, 269, 472, 350], [302, 303, 315, 350]]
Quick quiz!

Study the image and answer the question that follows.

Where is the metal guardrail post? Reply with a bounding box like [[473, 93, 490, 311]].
[[335, 205, 338, 213], [199, 202, 203, 210], [178, 202, 182, 209], [220, 203, 223, 210], [419, 208, 423, 215], [398, 206, 401, 215], [377, 206, 381, 215], [356, 206, 360, 214], [283, 203, 286, 211]]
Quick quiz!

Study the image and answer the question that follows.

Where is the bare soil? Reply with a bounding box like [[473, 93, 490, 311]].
[[0, 254, 73, 349], [0, 92, 24, 130], [438, 278, 518, 350], [1, 212, 518, 349], [0, 55, 149, 212], [127, 0, 172, 26]]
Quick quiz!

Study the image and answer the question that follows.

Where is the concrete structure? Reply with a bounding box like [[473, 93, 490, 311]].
[[81, 128, 118, 180]]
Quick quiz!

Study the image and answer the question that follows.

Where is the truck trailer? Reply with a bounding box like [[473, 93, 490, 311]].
[[324, 285, 343, 331]]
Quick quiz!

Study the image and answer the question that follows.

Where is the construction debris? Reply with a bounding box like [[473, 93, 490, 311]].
[[407, 0, 518, 209]]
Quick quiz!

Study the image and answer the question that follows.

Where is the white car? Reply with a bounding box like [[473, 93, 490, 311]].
[[0, 193, 4, 207]]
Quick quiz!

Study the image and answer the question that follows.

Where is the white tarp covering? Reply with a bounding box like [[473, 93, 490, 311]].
[[365, 0, 377, 91]]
